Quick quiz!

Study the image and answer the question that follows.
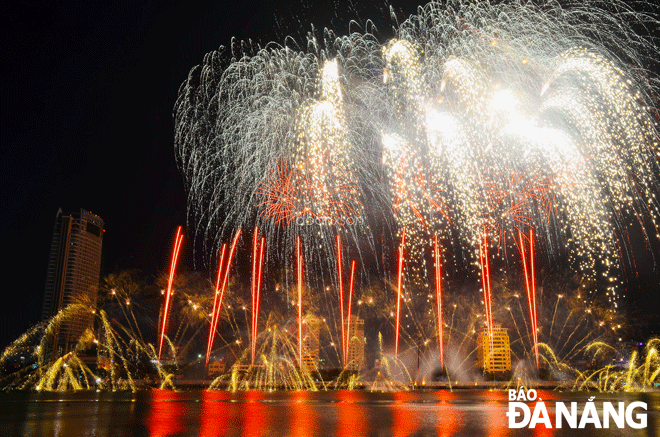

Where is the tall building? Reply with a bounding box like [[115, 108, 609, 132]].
[[42, 209, 104, 354], [476, 324, 512, 374], [344, 315, 365, 371], [301, 314, 321, 372]]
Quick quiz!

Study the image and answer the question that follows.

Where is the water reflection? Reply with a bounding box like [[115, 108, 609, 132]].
[[392, 391, 420, 437], [533, 390, 557, 437], [1, 389, 657, 437], [434, 390, 461, 437], [199, 390, 233, 437], [240, 390, 271, 437], [481, 390, 510, 437], [288, 390, 320, 437], [146, 390, 187, 437], [335, 390, 368, 437]]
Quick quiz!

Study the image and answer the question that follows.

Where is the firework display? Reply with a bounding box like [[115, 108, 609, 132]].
[[158, 226, 183, 360], [5, 1, 660, 400], [175, 0, 660, 366]]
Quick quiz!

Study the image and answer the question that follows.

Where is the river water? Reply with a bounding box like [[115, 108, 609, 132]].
[[0, 389, 657, 436]]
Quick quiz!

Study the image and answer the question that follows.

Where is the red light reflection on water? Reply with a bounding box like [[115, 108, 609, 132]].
[[199, 390, 233, 437], [241, 390, 271, 437], [482, 390, 509, 437], [531, 390, 556, 437], [335, 390, 368, 437], [433, 390, 461, 437], [288, 390, 320, 437], [535, 390, 558, 401], [146, 390, 187, 437], [392, 391, 420, 437]]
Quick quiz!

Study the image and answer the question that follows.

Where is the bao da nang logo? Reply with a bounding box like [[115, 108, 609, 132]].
[[506, 387, 647, 429]]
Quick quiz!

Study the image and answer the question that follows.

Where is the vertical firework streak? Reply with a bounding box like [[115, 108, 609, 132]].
[[250, 228, 266, 366], [251, 229, 258, 365], [530, 229, 537, 369], [297, 236, 303, 367], [345, 260, 356, 366], [433, 235, 444, 370], [479, 233, 494, 351], [205, 229, 242, 365], [395, 228, 406, 359], [519, 229, 539, 369], [206, 243, 227, 366], [336, 235, 346, 364], [256, 238, 265, 359], [158, 226, 183, 361]]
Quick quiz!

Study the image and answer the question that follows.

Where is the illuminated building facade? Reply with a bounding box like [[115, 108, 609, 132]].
[[344, 315, 365, 371], [476, 324, 511, 374], [42, 209, 104, 354], [302, 314, 321, 372], [207, 360, 226, 377]]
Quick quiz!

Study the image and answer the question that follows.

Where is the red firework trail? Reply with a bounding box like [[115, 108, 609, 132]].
[[519, 229, 539, 369], [206, 242, 227, 366], [531, 233, 536, 320], [255, 237, 265, 362], [297, 236, 303, 367], [336, 235, 346, 364], [395, 228, 406, 359], [479, 233, 494, 351], [433, 235, 444, 370], [158, 226, 184, 361], [345, 260, 356, 365], [251, 228, 259, 365], [205, 229, 242, 365], [251, 228, 265, 366]]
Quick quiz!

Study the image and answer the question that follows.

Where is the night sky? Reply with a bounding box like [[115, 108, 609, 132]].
[[1, 1, 659, 349], [0, 0, 416, 349]]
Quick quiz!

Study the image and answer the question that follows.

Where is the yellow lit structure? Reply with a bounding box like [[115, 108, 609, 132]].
[[476, 324, 511, 374]]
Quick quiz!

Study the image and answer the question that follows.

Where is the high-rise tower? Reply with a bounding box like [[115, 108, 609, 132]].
[[344, 315, 365, 371], [301, 314, 321, 372], [476, 323, 511, 374], [42, 209, 104, 354]]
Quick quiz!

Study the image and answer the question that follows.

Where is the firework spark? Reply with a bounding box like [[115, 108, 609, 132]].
[[175, 0, 660, 360]]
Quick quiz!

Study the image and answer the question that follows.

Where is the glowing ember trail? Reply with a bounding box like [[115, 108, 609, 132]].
[[479, 233, 494, 351], [297, 236, 303, 367], [335, 235, 346, 364], [256, 237, 265, 359], [519, 229, 539, 368], [251, 229, 258, 364], [433, 235, 444, 370], [345, 260, 356, 365], [395, 228, 406, 359], [530, 229, 538, 370], [251, 229, 265, 366], [206, 243, 227, 366], [206, 229, 242, 365], [158, 226, 183, 361]]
